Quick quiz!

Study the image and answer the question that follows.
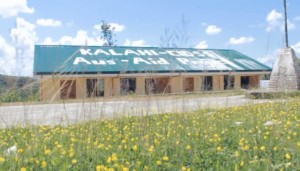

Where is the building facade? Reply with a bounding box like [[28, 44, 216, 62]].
[[34, 45, 271, 101]]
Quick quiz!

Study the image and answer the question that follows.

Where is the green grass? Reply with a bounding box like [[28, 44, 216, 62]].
[[0, 99, 299, 170]]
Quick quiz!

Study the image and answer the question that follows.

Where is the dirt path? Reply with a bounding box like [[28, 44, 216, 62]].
[[0, 95, 275, 128]]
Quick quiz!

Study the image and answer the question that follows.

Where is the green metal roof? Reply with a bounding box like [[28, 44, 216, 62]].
[[34, 45, 271, 75]]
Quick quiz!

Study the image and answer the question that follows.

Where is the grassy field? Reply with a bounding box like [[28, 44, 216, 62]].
[[0, 99, 299, 170]]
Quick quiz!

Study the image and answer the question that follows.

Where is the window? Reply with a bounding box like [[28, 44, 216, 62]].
[[86, 79, 104, 97], [60, 80, 76, 99], [145, 77, 170, 94], [201, 76, 213, 91], [120, 78, 136, 95], [241, 76, 250, 89], [224, 75, 234, 90]]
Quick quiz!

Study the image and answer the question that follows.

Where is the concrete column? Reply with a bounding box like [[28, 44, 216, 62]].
[[113, 77, 120, 96], [194, 76, 201, 92], [136, 77, 145, 95], [234, 75, 241, 89], [171, 76, 183, 94], [41, 77, 60, 101], [213, 75, 224, 91], [104, 77, 113, 97], [76, 77, 86, 99]]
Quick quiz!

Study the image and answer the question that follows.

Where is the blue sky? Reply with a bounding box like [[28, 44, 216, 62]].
[[0, 0, 300, 76]]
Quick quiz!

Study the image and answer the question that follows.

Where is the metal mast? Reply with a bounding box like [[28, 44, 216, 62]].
[[283, 0, 289, 47]]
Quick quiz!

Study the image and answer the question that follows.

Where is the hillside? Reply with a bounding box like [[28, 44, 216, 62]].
[[0, 74, 39, 102]]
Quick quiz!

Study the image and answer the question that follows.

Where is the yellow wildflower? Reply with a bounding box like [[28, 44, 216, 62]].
[[122, 167, 129, 171], [260, 146, 266, 151], [217, 146, 223, 152], [133, 145, 138, 151], [72, 159, 77, 164], [240, 161, 244, 167], [285, 153, 291, 160], [0, 157, 5, 163], [41, 161, 47, 168], [157, 160, 162, 166], [20, 168, 26, 171], [163, 156, 169, 161], [111, 154, 118, 162]]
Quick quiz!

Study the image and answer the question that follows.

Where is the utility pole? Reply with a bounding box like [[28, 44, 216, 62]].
[[283, 0, 289, 47]]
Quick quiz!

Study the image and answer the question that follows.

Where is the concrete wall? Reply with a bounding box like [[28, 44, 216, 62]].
[[39, 74, 263, 101], [194, 76, 201, 92], [213, 75, 224, 91], [136, 77, 145, 95], [234, 75, 241, 89], [113, 77, 120, 96], [170, 76, 183, 94]]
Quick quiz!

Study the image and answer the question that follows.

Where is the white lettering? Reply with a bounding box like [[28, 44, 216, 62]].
[[149, 50, 159, 56], [157, 58, 169, 64], [202, 51, 243, 70], [107, 60, 116, 65], [178, 50, 194, 57], [91, 60, 106, 65], [166, 50, 181, 56], [94, 49, 110, 55], [73, 57, 91, 65], [109, 49, 122, 55], [134, 57, 151, 64], [80, 49, 93, 55], [137, 50, 152, 56], [148, 58, 157, 64], [124, 49, 140, 56], [177, 58, 189, 64]]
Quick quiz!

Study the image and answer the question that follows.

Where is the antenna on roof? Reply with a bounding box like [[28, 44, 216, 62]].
[[283, 0, 289, 48]]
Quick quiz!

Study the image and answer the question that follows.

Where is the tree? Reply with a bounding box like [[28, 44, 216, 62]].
[[100, 20, 117, 46], [160, 14, 190, 48]]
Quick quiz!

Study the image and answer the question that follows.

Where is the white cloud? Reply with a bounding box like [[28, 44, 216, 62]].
[[0, 18, 37, 76], [36, 19, 62, 27], [292, 42, 300, 54], [266, 9, 295, 32], [0, 36, 16, 74], [195, 41, 208, 49], [257, 49, 281, 67], [280, 20, 296, 31], [123, 39, 147, 47], [42, 30, 105, 46], [10, 17, 37, 76], [295, 16, 300, 21], [94, 22, 125, 33], [205, 25, 222, 35], [266, 10, 283, 32], [0, 0, 34, 18], [228, 36, 255, 45]]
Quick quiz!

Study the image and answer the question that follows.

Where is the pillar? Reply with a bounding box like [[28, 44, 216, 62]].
[[113, 77, 120, 96], [194, 76, 201, 92], [136, 77, 145, 95], [234, 75, 241, 89], [171, 76, 183, 94], [104, 77, 113, 97]]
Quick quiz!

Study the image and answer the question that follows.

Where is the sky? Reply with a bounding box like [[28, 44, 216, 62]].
[[0, 0, 300, 76]]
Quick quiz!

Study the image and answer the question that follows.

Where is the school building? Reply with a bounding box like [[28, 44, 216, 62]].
[[33, 45, 271, 101]]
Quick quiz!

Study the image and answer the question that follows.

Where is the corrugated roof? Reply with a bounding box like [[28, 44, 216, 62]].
[[33, 45, 271, 75]]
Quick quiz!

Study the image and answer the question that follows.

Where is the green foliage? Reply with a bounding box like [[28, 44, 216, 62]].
[[100, 20, 116, 46], [0, 74, 39, 103], [0, 100, 299, 170], [246, 91, 300, 99]]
